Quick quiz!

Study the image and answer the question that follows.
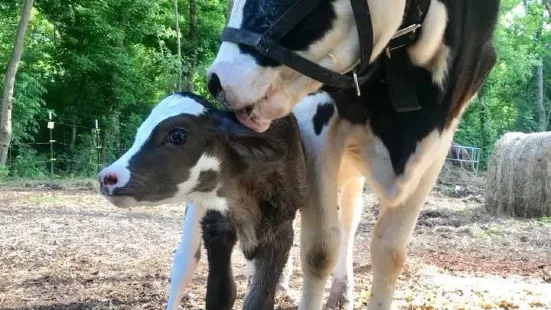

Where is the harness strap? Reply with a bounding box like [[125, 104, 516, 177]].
[[222, 28, 361, 89], [221, 0, 378, 91], [389, 0, 432, 51], [351, 0, 374, 84], [384, 0, 432, 112], [263, 0, 325, 40], [220, 0, 432, 113]]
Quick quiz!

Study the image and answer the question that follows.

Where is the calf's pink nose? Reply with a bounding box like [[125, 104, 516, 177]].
[[103, 173, 118, 186]]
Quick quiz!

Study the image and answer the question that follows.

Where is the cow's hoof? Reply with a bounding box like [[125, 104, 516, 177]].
[[325, 279, 353, 310]]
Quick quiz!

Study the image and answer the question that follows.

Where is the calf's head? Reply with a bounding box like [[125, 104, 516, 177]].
[[98, 93, 286, 208], [207, 0, 400, 132]]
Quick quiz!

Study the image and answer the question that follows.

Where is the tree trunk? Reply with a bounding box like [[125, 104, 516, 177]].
[[535, 64, 546, 131], [70, 122, 77, 151], [174, 0, 183, 91], [0, 0, 34, 165], [186, 0, 197, 92], [545, 0, 551, 17], [526, 0, 548, 131], [478, 86, 489, 159]]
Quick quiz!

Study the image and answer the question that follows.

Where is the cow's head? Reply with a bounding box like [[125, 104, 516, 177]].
[[207, 0, 406, 132], [98, 93, 286, 208]]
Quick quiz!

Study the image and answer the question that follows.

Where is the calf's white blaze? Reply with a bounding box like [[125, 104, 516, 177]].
[[98, 94, 206, 192]]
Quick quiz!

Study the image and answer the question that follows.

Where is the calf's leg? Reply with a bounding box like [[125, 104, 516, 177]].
[[242, 217, 294, 310], [202, 210, 237, 310], [166, 203, 205, 310], [276, 216, 298, 298]]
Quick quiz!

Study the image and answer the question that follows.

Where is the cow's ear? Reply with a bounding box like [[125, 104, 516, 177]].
[[212, 112, 286, 163]]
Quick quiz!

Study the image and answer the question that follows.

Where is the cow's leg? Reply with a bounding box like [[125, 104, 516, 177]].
[[298, 128, 348, 310], [202, 210, 237, 310], [166, 203, 205, 310], [243, 218, 294, 310], [326, 172, 365, 310], [367, 158, 446, 310]]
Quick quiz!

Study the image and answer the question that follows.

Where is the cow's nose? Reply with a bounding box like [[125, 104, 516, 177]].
[[103, 172, 119, 187], [207, 73, 223, 99]]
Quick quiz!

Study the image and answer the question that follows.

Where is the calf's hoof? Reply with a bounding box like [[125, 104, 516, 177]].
[[275, 283, 297, 305]]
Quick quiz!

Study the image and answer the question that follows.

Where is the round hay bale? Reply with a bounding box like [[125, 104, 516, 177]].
[[485, 132, 551, 217]]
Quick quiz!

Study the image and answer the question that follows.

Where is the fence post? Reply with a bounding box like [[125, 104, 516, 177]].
[[93, 119, 102, 173], [47, 111, 55, 182]]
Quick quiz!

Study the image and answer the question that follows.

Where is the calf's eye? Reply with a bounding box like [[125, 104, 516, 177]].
[[169, 128, 187, 144]]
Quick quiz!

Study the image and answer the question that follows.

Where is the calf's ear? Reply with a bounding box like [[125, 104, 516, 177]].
[[212, 113, 286, 163]]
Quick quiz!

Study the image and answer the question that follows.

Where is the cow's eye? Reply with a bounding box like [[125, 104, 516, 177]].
[[169, 128, 187, 144]]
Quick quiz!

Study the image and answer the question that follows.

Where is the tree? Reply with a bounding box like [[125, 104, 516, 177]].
[[524, 0, 548, 131], [0, 0, 34, 166], [226, 0, 233, 20], [174, 0, 183, 91], [186, 0, 197, 92]]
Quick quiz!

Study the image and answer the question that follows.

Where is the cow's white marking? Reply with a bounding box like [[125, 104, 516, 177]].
[[407, 0, 450, 87], [99, 94, 206, 191], [368, 0, 407, 62], [167, 203, 206, 310], [292, 92, 335, 152]]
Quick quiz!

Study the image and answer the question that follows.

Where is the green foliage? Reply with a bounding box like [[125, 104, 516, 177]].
[[1, 0, 227, 178], [0, 165, 9, 180], [455, 0, 551, 165], [10, 145, 48, 179]]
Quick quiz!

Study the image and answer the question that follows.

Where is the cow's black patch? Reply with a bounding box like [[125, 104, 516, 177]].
[[312, 103, 334, 135], [324, 0, 498, 176], [238, 0, 337, 67]]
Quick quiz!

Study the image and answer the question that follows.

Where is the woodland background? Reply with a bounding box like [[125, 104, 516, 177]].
[[0, 0, 550, 180]]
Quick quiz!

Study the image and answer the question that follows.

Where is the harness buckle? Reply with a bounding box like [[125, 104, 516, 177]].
[[391, 23, 422, 40], [353, 70, 361, 96]]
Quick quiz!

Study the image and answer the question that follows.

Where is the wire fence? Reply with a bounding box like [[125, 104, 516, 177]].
[[3, 114, 111, 185], [2, 113, 483, 186]]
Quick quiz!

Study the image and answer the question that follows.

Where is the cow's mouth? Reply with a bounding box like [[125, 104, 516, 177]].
[[235, 104, 272, 133]]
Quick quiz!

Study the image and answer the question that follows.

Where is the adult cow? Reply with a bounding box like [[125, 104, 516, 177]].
[[204, 0, 499, 309]]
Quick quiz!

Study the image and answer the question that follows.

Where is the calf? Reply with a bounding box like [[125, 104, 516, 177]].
[[98, 92, 307, 310]]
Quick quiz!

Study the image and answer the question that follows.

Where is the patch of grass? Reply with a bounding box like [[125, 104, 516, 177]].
[[25, 195, 58, 205], [474, 224, 509, 242], [0, 165, 9, 180], [0, 177, 97, 191], [537, 217, 551, 227]]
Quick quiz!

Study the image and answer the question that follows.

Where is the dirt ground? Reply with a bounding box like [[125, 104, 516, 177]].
[[0, 177, 550, 310]]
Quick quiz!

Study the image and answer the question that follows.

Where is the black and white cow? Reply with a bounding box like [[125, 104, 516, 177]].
[[200, 0, 500, 310], [98, 92, 306, 310]]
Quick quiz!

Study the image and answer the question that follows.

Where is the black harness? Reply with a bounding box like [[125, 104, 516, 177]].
[[221, 0, 431, 112]]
